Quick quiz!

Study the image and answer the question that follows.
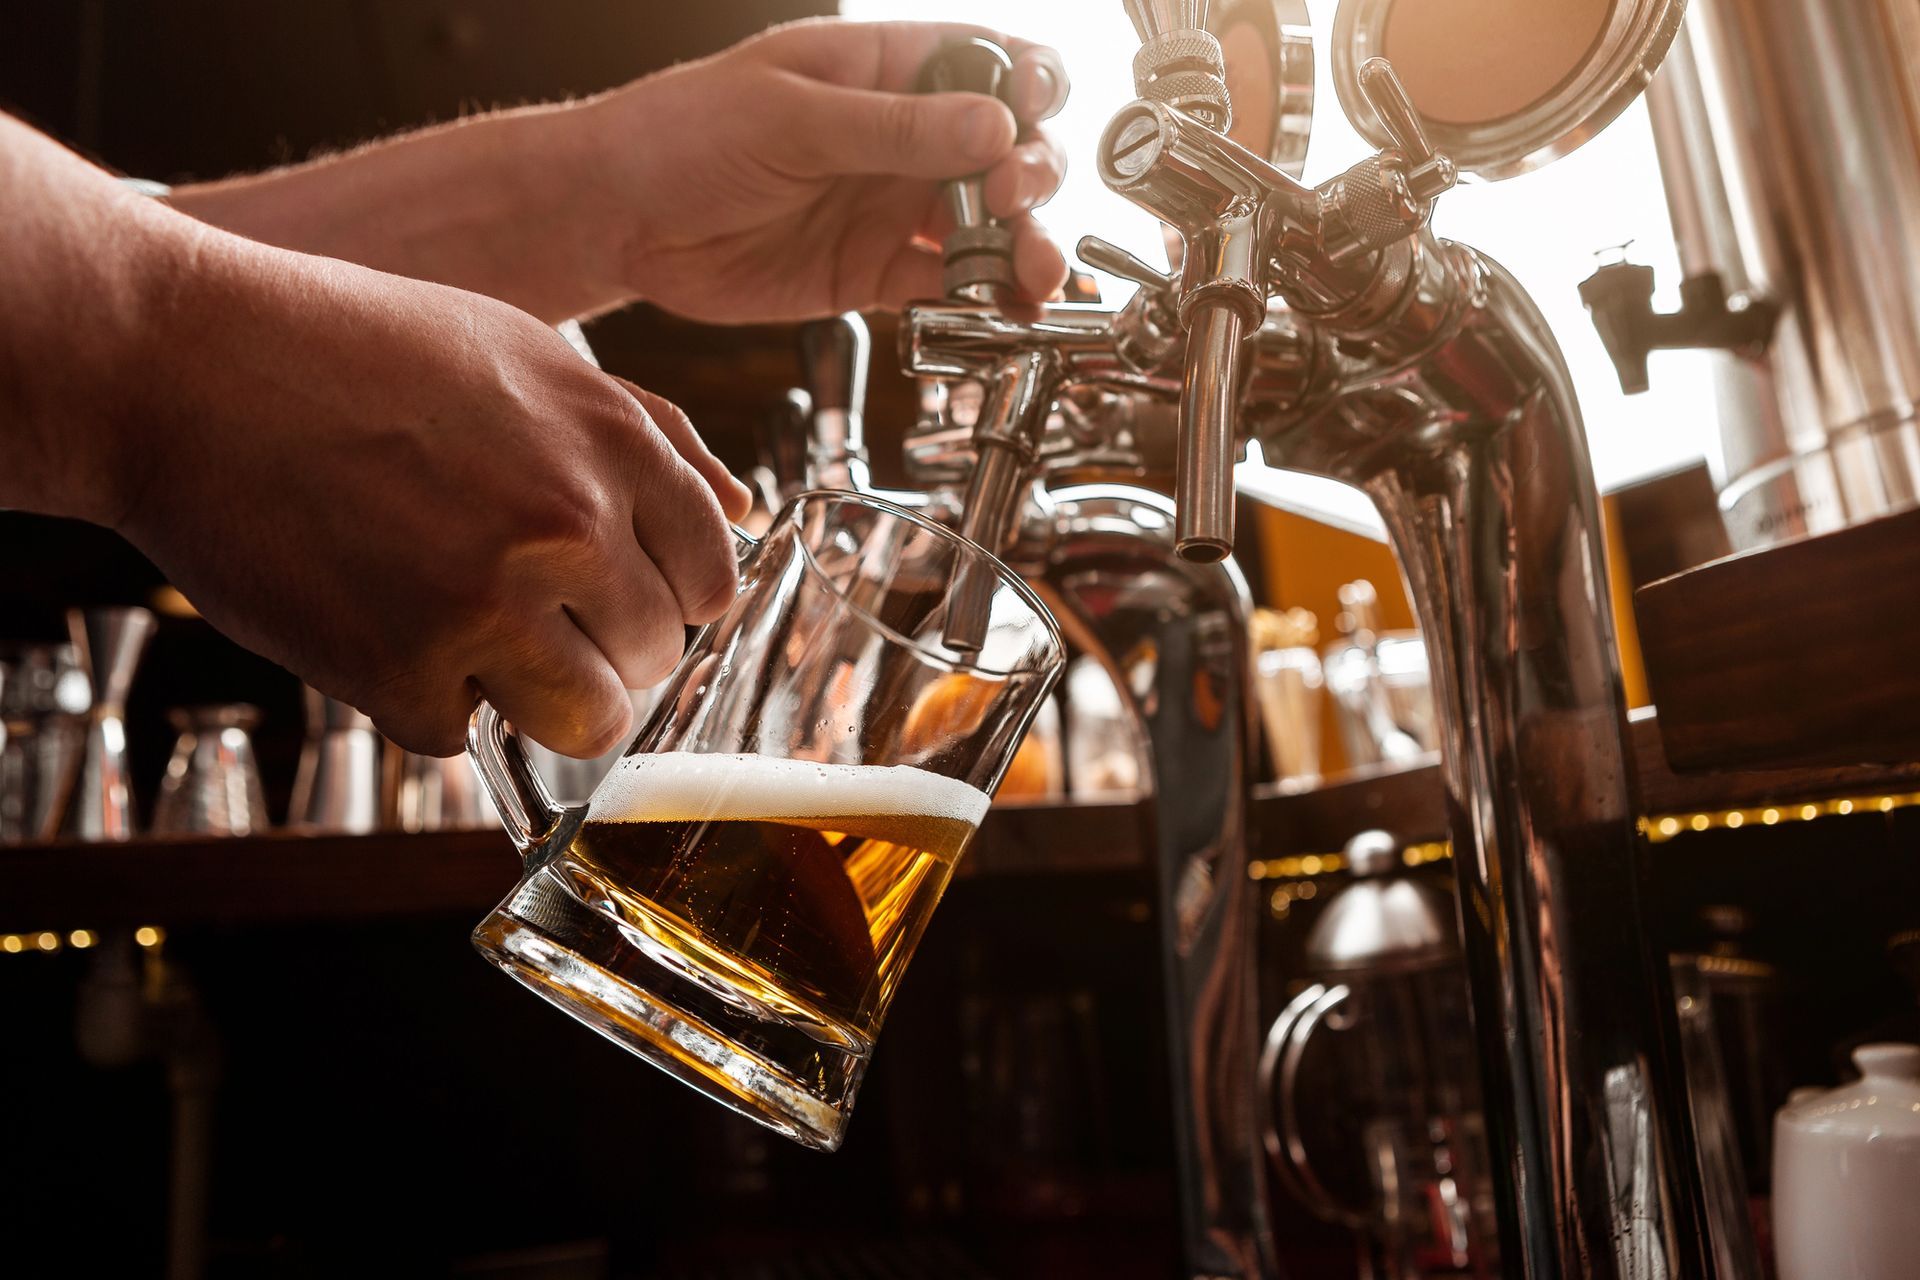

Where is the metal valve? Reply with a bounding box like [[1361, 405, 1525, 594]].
[[1315, 59, 1457, 263], [920, 36, 1018, 302], [1123, 0, 1231, 129]]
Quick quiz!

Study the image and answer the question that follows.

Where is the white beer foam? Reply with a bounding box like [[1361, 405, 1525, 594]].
[[591, 752, 990, 827]]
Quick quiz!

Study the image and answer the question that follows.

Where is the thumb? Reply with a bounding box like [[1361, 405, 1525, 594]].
[[791, 83, 1016, 180]]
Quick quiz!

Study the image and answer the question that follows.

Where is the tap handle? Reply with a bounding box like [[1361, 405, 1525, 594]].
[[1357, 58, 1454, 201], [797, 312, 870, 420], [1077, 235, 1176, 296], [1358, 59, 1430, 162], [919, 37, 1018, 302], [920, 31, 1014, 100], [1315, 59, 1457, 263]]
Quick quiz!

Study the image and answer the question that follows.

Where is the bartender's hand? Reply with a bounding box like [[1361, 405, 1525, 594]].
[[169, 20, 1070, 325], [3, 112, 750, 758], [124, 233, 752, 757], [584, 20, 1071, 322]]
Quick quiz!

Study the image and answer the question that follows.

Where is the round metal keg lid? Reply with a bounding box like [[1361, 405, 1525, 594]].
[[1332, 0, 1687, 179], [1210, 0, 1316, 179]]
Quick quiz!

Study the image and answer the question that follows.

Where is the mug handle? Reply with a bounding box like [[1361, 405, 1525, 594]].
[[467, 525, 761, 860], [1256, 981, 1371, 1229]]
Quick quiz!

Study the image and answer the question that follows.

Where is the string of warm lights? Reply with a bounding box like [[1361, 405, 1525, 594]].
[[1250, 785, 1920, 907], [1639, 790, 1920, 843], [0, 926, 164, 956]]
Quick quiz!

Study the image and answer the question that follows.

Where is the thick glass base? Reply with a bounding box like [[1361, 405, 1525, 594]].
[[472, 865, 864, 1150]]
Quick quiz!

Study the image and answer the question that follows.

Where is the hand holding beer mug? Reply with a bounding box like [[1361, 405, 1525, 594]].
[[468, 493, 1064, 1149]]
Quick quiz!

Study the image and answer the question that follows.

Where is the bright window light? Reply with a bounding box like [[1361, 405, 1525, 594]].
[[841, 0, 1719, 494]]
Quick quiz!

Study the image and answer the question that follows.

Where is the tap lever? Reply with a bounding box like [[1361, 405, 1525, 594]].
[[1316, 60, 1457, 263], [1358, 61, 1429, 163], [1077, 235, 1177, 296], [919, 37, 1018, 302], [1357, 58, 1455, 202]]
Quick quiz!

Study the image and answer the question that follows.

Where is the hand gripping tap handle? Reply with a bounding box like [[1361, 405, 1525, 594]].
[[918, 36, 1018, 303]]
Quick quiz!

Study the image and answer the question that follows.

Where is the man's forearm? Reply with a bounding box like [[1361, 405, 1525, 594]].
[[0, 113, 194, 525], [168, 101, 622, 325]]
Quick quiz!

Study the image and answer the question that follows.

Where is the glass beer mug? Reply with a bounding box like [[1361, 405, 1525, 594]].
[[467, 492, 1064, 1150]]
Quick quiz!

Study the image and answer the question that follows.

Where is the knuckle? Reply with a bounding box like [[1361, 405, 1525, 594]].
[[574, 693, 633, 759], [524, 481, 618, 559], [637, 622, 688, 689], [875, 94, 927, 154], [676, 504, 741, 622]]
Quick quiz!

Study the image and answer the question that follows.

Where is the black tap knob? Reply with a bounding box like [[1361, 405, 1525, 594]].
[[919, 37, 1017, 303], [1579, 259, 1779, 396]]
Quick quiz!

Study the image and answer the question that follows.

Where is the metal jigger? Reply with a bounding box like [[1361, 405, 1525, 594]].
[[58, 607, 157, 841], [384, 741, 492, 833], [153, 704, 269, 836], [288, 688, 385, 834]]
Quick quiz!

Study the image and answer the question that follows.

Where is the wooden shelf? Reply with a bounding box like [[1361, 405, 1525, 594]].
[[1250, 710, 1920, 853], [7, 710, 1914, 930], [1635, 506, 1920, 772], [0, 799, 1142, 932]]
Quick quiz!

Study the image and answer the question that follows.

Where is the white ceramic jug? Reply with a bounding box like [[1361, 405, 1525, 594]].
[[1773, 1043, 1920, 1280]]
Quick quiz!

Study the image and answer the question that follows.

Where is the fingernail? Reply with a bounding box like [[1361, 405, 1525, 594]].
[[959, 101, 1011, 167], [1016, 62, 1060, 122]]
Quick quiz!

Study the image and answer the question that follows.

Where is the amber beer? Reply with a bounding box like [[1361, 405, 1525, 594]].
[[545, 752, 988, 1066]]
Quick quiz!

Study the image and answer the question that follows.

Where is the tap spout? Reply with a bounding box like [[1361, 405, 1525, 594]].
[[942, 347, 1060, 653], [1176, 303, 1245, 560]]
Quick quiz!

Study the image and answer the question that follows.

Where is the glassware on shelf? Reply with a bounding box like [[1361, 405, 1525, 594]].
[[288, 687, 384, 834], [152, 704, 269, 837], [58, 607, 157, 841], [0, 642, 92, 844], [383, 740, 492, 833], [1321, 581, 1436, 768], [1251, 607, 1324, 785]]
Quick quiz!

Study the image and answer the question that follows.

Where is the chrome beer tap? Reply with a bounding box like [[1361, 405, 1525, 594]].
[[1093, 13, 1714, 1280], [884, 35, 1281, 1276]]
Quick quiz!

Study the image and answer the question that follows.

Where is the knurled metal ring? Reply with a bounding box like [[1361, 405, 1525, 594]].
[[1327, 156, 1413, 254], [943, 256, 1015, 292], [944, 224, 1015, 261], [1141, 70, 1231, 122], [1133, 30, 1225, 91]]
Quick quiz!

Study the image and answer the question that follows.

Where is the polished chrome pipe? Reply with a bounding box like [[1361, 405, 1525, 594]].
[[1259, 242, 1714, 1280]]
